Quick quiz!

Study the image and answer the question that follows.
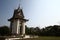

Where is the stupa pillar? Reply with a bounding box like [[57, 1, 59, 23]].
[[22, 22, 25, 35], [16, 19, 20, 34]]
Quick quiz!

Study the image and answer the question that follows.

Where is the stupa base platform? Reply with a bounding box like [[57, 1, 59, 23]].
[[0, 35, 38, 40]]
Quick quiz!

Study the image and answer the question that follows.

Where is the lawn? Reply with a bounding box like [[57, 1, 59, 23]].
[[20, 36, 60, 40]]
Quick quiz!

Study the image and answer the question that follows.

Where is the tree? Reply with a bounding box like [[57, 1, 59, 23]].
[[25, 25, 30, 35], [40, 25, 60, 36], [0, 26, 10, 36]]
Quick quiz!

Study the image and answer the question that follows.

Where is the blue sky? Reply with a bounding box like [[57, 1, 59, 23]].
[[0, 0, 60, 28]]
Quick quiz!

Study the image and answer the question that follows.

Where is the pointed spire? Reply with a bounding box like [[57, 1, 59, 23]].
[[18, 4, 20, 10], [17, 0, 22, 10]]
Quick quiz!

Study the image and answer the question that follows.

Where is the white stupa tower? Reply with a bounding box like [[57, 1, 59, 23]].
[[8, 5, 28, 36]]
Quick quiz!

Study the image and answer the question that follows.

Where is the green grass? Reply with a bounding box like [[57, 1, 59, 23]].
[[38, 36, 60, 40], [20, 36, 60, 40]]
